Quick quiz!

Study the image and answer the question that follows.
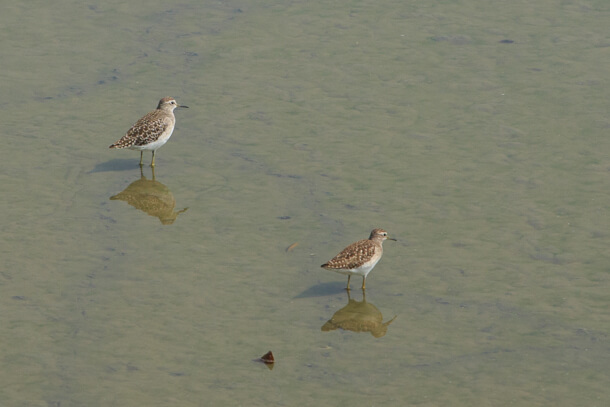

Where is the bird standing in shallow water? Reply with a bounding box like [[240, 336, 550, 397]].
[[321, 228, 396, 290], [109, 97, 188, 167]]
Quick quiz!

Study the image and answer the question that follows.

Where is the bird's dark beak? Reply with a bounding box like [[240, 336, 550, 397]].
[[178, 104, 189, 109], [388, 237, 397, 241]]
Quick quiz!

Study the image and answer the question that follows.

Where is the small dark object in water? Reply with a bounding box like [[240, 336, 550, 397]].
[[499, 39, 514, 44], [260, 351, 274, 364], [254, 351, 275, 370]]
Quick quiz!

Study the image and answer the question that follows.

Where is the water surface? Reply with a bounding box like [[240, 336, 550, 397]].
[[1, 0, 609, 406]]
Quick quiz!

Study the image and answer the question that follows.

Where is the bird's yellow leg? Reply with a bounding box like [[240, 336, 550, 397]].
[[139, 151, 144, 166], [361, 277, 366, 290], [346, 275, 351, 291], [151, 150, 156, 167]]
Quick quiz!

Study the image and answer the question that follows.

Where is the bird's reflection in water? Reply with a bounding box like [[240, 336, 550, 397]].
[[321, 290, 397, 338], [110, 167, 188, 225]]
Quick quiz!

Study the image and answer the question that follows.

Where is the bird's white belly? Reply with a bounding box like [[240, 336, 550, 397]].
[[331, 257, 380, 277], [129, 127, 175, 151]]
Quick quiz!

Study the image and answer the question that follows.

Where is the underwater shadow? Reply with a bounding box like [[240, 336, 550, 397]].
[[90, 158, 141, 173], [294, 282, 349, 299]]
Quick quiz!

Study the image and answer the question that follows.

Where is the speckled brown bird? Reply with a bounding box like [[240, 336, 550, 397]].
[[321, 228, 396, 290], [109, 97, 188, 167]]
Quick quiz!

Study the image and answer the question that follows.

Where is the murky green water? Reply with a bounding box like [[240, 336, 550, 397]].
[[1, 0, 609, 406]]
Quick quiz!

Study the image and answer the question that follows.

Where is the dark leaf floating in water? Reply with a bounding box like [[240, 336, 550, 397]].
[[254, 351, 275, 370], [260, 351, 274, 364], [499, 39, 514, 43]]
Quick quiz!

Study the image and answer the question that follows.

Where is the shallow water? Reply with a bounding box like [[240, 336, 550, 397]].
[[1, 0, 610, 406]]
